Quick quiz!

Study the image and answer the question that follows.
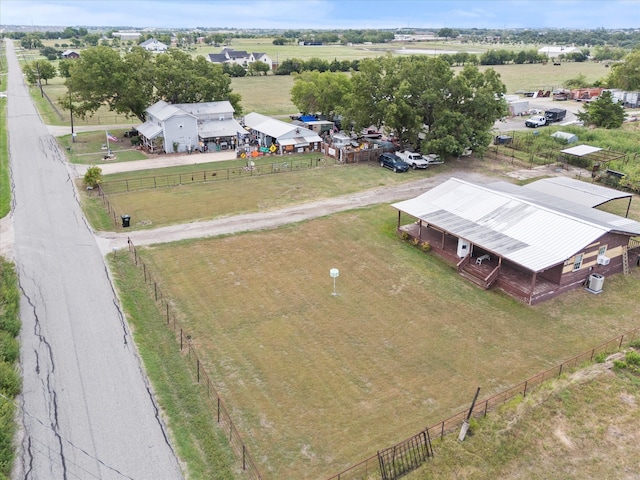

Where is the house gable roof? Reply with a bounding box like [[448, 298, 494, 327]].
[[173, 101, 235, 116], [146, 100, 195, 122], [392, 178, 640, 272]]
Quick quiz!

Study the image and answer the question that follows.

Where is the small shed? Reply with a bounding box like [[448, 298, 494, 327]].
[[551, 131, 578, 144]]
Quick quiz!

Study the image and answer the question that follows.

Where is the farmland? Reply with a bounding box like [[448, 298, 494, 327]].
[[18, 38, 640, 479]]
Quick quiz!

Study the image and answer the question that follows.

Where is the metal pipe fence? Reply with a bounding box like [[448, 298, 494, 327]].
[[126, 239, 263, 479], [100, 156, 347, 194], [326, 326, 640, 480]]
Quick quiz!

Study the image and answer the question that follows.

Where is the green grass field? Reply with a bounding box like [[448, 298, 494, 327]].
[[19, 39, 640, 478], [24, 39, 612, 120], [133, 201, 640, 480]]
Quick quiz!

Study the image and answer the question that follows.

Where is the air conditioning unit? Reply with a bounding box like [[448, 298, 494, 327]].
[[597, 255, 610, 265], [588, 273, 605, 292]]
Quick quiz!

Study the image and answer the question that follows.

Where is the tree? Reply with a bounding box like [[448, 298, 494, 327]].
[[247, 61, 270, 76], [83, 166, 102, 188], [576, 90, 625, 129], [153, 50, 242, 113], [290, 70, 351, 118], [65, 46, 152, 121], [606, 50, 640, 91], [65, 46, 242, 121], [35, 60, 57, 85], [343, 55, 507, 158]]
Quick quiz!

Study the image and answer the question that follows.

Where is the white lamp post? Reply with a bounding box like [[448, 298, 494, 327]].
[[330, 268, 339, 296]]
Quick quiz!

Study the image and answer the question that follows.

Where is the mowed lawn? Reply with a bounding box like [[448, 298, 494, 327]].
[[97, 162, 444, 230], [136, 203, 640, 479]]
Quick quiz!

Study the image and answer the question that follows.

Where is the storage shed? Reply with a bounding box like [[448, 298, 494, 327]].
[[551, 131, 578, 144]]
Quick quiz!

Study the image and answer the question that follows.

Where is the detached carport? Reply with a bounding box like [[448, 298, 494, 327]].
[[559, 144, 627, 170], [524, 177, 634, 218]]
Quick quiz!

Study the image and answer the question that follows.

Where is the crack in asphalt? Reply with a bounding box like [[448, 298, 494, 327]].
[[18, 268, 68, 479]]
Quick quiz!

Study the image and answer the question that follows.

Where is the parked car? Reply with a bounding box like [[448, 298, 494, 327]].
[[525, 115, 547, 128], [396, 150, 429, 169], [379, 153, 410, 172], [423, 153, 444, 164]]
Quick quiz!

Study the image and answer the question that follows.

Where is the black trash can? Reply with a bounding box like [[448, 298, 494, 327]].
[[121, 215, 131, 228]]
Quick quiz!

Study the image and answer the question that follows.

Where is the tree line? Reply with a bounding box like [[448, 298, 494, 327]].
[[291, 55, 509, 159]]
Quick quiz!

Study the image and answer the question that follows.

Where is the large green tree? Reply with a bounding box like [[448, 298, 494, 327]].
[[576, 90, 626, 129], [606, 50, 640, 91], [290, 70, 351, 118], [65, 46, 242, 122], [65, 46, 149, 120], [153, 50, 241, 112], [342, 55, 507, 157]]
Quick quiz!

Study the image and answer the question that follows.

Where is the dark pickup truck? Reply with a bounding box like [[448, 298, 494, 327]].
[[545, 108, 567, 123]]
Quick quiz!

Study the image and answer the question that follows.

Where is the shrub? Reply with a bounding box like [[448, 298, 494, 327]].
[[0, 332, 18, 363], [594, 352, 607, 363], [420, 241, 432, 252], [83, 165, 102, 188], [625, 350, 640, 367], [410, 237, 420, 246], [0, 361, 20, 397], [400, 231, 409, 241]]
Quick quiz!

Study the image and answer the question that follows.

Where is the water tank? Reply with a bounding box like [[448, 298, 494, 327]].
[[588, 273, 605, 292]]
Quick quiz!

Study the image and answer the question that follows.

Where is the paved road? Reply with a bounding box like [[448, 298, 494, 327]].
[[4, 39, 183, 480]]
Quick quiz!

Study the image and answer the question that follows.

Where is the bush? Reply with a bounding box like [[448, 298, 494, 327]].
[[83, 165, 102, 188], [0, 361, 20, 398], [420, 241, 432, 252], [0, 331, 18, 363], [594, 352, 607, 363]]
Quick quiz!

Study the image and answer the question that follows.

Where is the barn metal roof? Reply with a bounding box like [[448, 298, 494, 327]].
[[524, 177, 632, 208], [392, 178, 640, 272]]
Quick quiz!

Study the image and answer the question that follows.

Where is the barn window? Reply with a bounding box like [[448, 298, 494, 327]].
[[573, 253, 583, 271], [598, 245, 607, 256]]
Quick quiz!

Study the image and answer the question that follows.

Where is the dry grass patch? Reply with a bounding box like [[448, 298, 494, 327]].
[[136, 205, 640, 479]]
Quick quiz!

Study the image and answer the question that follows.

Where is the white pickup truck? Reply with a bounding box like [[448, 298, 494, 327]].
[[525, 115, 547, 128], [395, 151, 429, 169]]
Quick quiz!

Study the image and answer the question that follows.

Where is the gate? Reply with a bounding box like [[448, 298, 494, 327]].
[[377, 430, 434, 480]]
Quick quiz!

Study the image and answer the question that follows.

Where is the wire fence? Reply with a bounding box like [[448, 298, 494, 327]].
[[100, 156, 348, 194], [126, 239, 263, 480], [326, 325, 640, 480]]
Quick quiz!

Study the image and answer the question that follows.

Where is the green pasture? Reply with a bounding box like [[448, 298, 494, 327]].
[[131, 201, 640, 480], [87, 158, 457, 231], [23, 39, 614, 121]]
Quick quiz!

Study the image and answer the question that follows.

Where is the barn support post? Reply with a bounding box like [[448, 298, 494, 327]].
[[626, 197, 631, 218], [397, 210, 401, 230]]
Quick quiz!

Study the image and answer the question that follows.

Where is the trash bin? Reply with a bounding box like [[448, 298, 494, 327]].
[[121, 215, 131, 228]]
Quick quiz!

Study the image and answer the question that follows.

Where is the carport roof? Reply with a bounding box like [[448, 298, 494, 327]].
[[524, 177, 633, 208]]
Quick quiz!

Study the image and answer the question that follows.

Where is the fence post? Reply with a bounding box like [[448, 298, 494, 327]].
[[217, 397, 220, 423], [154, 282, 157, 301], [197, 359, 200, 383], [619, 335, 624, 348], [243, 444, 246, 471], [523, 380, 528, 397], [166, 303, 169, 324], [143, 263, 146, 282], [180, 328, 183, 351]]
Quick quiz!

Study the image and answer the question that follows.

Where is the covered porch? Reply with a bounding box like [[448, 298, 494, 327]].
[[398, 220, 561, 305]]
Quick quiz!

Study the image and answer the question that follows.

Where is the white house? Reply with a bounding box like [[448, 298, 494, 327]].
[[243, 112, 322, 155], [537, 45, 578, 58], [140, 38, 168, 52], [136, 100, 246, 153], [137, 101, 198, 153], [207, 48, 272, 70]]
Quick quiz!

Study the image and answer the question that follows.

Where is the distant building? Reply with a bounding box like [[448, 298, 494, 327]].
[[140, 38, 168, 52], [61, 50, 79, 59], [207, 48, 272, 70], [538, 46, 578, 58], [112, 31, 142, 42]]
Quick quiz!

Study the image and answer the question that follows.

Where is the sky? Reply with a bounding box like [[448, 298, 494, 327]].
[[1, 0, 639, 30]]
